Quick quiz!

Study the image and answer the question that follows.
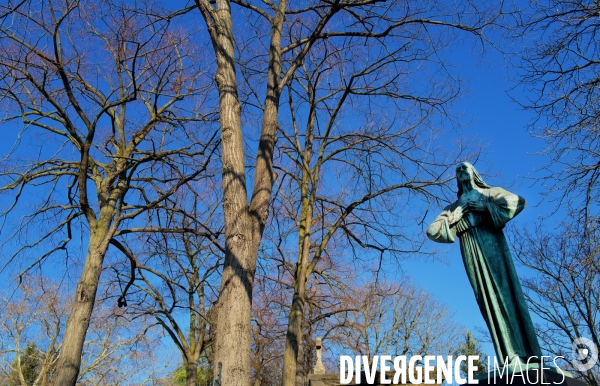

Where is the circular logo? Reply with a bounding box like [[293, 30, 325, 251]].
[[572, 337, 598, 371]]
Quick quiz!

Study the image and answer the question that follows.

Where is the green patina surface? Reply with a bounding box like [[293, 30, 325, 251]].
[[427, 162, 542, 366]]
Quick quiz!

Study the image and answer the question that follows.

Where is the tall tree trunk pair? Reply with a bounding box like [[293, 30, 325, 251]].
[[196, 1, 285, 384]]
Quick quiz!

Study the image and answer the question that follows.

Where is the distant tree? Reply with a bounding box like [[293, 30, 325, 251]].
[[511, 220, 599, 386], [172, 363, 211, 386], [249, 278, 286, 386], [330, 280, 463, 361], [0, 276, 165, 385], [453, 330, 488, 377], [250, 249, 365, 386], [5, 343, 40, 386], [117, 187, 222, 386]]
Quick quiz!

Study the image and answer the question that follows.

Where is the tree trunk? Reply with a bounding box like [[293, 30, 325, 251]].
[[282, 288, 308, 386], [54, 231, 110, 385], [207, 0, 286, 384], [282, 192, 313, 386], [186, 360, 198, 386], [282, 103, 316, 386], [210, 1, 254, 385]]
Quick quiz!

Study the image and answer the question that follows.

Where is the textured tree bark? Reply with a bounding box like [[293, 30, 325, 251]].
[[282, 289, 308, 386], [186, 360, 198, 386], [54, 229, 111, 385], [206, 0, 286, 384], [209, 1, 253, 384]]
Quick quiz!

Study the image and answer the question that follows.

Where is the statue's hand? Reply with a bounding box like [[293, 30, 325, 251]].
[[451, 205, 464, 225], [464, 200, 486, 213]]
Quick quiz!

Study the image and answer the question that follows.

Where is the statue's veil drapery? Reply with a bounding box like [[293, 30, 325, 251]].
[[456, 162, 491, 198]]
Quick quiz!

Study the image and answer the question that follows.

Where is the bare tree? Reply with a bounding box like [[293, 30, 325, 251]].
[[116, 186, 224, 386], [510, 220, 600, 386], [514, 0, 600, 221], [273, 26, 482, 384], [329, 280, 462, 362], [250, 276, 287, 386], [246, 276, 463, 381], [0, 278, 64, 386], [0, 276, 166, 385], [0, 1, 217, 384], [510, 4, 600, 383], [249, 254, 358, 386], [190, 0, 502, 383], [0, 0, 25, 21]]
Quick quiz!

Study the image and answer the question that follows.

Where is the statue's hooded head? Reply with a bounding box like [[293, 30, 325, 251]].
[[456, 162, 491, 198]]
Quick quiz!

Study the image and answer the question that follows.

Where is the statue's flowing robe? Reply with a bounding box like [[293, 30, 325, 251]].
[[427, 187, 542, 364]]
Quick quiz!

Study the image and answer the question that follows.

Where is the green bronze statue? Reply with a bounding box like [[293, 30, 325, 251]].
[[427, 162, 542, 366]]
